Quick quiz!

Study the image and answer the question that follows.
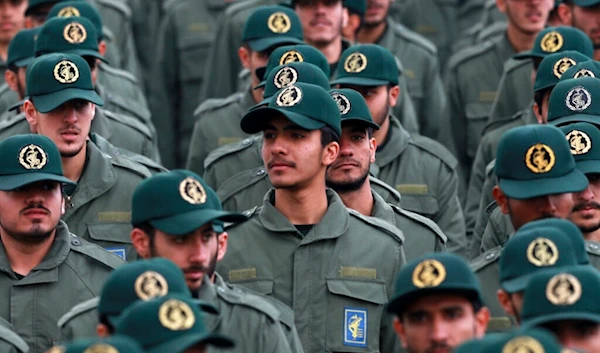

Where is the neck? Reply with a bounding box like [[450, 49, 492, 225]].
[[506, 26, 536, 53], [584, 228, 600, 243], [373, 115, 391, 146], [356, 21, 387, 44], [0, 41, 8, 62], [273, 183, 329, 225], [0, 229, 56, 276], [309, 38, 343, 64], [335, 179, 374, 216], [595, 49, 600, 62], [61, 144, 87, 182]]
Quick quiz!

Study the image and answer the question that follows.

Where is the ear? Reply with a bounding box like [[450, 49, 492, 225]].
[[23, 99, 38, 130], [369, 137, 377, 163], [341, 7, 349, 28], [238, 46, 252, 70], [4, 70, 18, 92], [533, 101, 544, 124], [388, 85, 400, 108], [90, 103, 96, 121], [496, 0, 507, 13], [98, 40, 107, 56], [61, 198, 66, 215], [96, 324, 110, 338], [492, 186, 510, 215], [24, 17, 34, 29], [322, 141, 340, 167], [557, 3, 572, 25], [393, 317, 408, 349], [474, 307, 491, 337], [497, 289, 516, 317], [130, 228, 151, 259], [216, 232, 228, 261]]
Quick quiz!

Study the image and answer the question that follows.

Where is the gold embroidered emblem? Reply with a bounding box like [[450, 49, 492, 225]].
[[134, 271, 169, 300], [63, 22, 87, 44], [179, 177, 206, 204], [574, 69, 595, 79], [412, 259, 446, 288], [57, 6, 80, 17], [267, 12, 291, 33], [275, 85, 302, 107], [53, 60, 79, 84], [273, 66, 298, 89], [83, 344, 119, 353], [158, 299, 195, 331], [553, 57, 576, 79], [502, 336, 545, 353], [45, 347, 66, 353], [540, 31, 563, 53], [525, 144, 556, 173], [566, 86, 592, 111], [279, 50, 304, 65], [526, 238, 559, 267], [19, 144, 47, 170], [546, 273, 582, 305], [344, 53, 367, 73], [331, 92, 351, 115], [566, 129, 592, 155]]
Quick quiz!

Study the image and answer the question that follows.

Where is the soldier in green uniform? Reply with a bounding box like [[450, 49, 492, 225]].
[[217, 82, 405, 353], [0, 134, 125, 353], [386, 253, 490, 351], [331, 44, 467, 256], [341, 0, 365, 43], [557, 0, 600, 61], [0, 0, 27, 87], [48, 336, 145, 353], [0, 318, 28, 353], [453, 0, 506, 56]]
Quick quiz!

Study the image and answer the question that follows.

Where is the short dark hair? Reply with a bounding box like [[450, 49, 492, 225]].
[[320, 126, 339, 147], [534, 88, 551, 116], [397, 292, 483, 321], [134, 222, 156, 237]]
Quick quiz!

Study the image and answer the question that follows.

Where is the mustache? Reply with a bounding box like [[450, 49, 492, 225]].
[[426, 343, 452, 353], [59, 126, 82, 134], [267, 158, 296, 169], [331, 158, 360, 168], [21, 204, 50, 214], [573, 201, 600, 212], [182, 265, 210, 273], [309, 17, 332, 26]]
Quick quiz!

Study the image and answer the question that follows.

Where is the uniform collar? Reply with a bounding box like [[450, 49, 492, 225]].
[[237, 89, 257, 117], [90, 107, 113, 140], [370, 190, 397, 226], [497, 33, 517, 61], [373, 115, 410, 170], [196, 274, 221, 331]]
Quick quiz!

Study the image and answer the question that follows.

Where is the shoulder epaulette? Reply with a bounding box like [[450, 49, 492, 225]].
[[485, 159, 496, 177], [94, 0, 131, 18], [57, 297, 99, 328], [447, 40, 495, 71], [106, 151, 153, 179], [0, 112, 25, 130], [218, 167, 268, 203], [0, 325, 28, 353], [224, 0, 263, 16], [99, 62, 140, 85], [0, 82, 11, 96], [476, 21, 507, 43], [392, 23, 437, 55], [69, 234, 125, 269], [390, 205, 448, 243], [469, 246, 502, 272], [369, 176, 401, 203], [204, 135, 261, 169], [504, 57, 530, 73], [482, 108, 524, 135], [194, 92, 243, 117], [102, 109, 153, 139], [348, 209, 405, 244], [217, 282, 280, 322], [409, 134, 458, 169], [586, 241, 600, 256]]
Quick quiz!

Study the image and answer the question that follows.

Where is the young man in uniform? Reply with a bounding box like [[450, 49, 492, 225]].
[[1, 28, 37, 120], [0, 0, 27, 86]]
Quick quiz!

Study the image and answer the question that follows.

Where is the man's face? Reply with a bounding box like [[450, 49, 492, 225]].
[[238, 46, 270, 86], [0, 0, 27, 44], [339, 85, 391, 126], [570, 174, 600, 235], [497, 290, 524, 320], [0, 181, 63, 244], [571, 4, 600, 48], [24, 3, 56, 29], [295, 0, 345, 47], [363, 0, 392, 27], [326, 123, 375, 192], [394, 294, 488, 353], [543, 320, 600, 353], [5, 66, 27, 99], [499, 0, 553, 35]]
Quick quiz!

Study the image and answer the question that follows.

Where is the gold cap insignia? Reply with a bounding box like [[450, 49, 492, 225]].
[[526, 237, 559, 267], [134, 271, 169, 300], [279, 50, 304, 65], [267, 12, 291, 33], [276, 85, 302, 107], [83, 344, 119, 353], [63, 22, 87, 44], [45, 347, 66, 353], [525, 144, 556, 173], [274, 66, 298, 89], [158, 299, 195, 331], [57, 6, 80, 17], [502, 336, 545, 353], [546, 273, 582, 306], [179, 177, 207, 205], [566, 129, 592, 155], [344, 52, 367, 73], [540, 31, 563, 53], [566, 86, 592, 111], [53, 60, 79, 84], [575, 69, 595, 79], [412, 259, 446, 288], [332, 92, 351, 115], [553, 57, 577, 79], [19, 144, 47, 170]]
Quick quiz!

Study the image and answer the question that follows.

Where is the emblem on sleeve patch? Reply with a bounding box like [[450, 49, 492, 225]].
[[526, 238, 559, 267], [566, 129, 592, 155], [553, 57, 576, 79], [566, 86, 592, 112], [279, 50, 304, 65], [344, 308, 367, 347], [105, 247, 126, 261], [19, 144, 47, 170], [525, 144, 555, 173], [540, 31, 563, 53], [546, 273, 582, 306], [267, 12, 291, 33], [575, 69, 595, 79], [344, 52, 367, 73]]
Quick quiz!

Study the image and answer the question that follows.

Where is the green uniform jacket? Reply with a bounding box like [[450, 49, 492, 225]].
[[456, 0, 504, 40], [150, 0, 236, 168], [218, 189, 405, 353], [373, 116, 467, 256], [0, 318, 28, 353], [57, 297, 99, 342], [90, 133, 168, 175], [479, 205, 512, 254], [488, 58, 533, 122], [472, 167, 498, 253], [0, 220, 124, 353]]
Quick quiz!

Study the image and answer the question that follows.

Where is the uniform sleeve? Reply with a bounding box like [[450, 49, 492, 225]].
[[465, 140, 488, 242], [281, 321, 305, 353], [120, 21, 143, 85], [259, 316, 297, 353], [419, 55, 445, 140], [480, 212, 510, 254], [488, 69, 512, 122], [186, 115, 210, 176], [392, 77, 420, 135], [470, 174, 497, 258]]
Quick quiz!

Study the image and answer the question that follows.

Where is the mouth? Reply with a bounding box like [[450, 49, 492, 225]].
[[60, 129, 80, 141], [22, 208, 49, 217], [310, 19, 331, 28], [268, 160, 295, 171], [525, 11, 542, 22], [184, 270, 205, 281]]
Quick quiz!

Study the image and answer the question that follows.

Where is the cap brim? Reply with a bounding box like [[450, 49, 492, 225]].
[[247, 37, 303, 53], [522, 311, 600, 329], [0, 172, 75, 191], [240, 107, 326, 134], [13, 57, 35, 68], [498, 169, 588, 199], [254, 81, 267, 90], [330, 77, 390, 87], [149, 209, 247, 236], [256, 66, 267, 82], [386, 288, 480, 314], [31, 88, 104, 113], [8, 98, 26, 112], [25, 1, 56, 16], [501, 272, 538, 293], [513, 51, 543, 60], [147, 332, 235, 353], [342, 117, 380, 130], [576, 160, 600, 175], [549, 113, 600, 127]]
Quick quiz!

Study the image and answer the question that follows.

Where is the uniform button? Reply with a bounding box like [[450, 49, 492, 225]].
[[242, 139, 251, 145], [218, 287, 225, 293], [485, 252, 495, 260], [71, 238, 81, 246], [256, 168, 265, 176], [589, 243, 599, 250]]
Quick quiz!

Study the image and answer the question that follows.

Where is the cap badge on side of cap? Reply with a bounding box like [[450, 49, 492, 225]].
[[566, 130, 592, 155], [540, 31, 563, 53], [501, 337, 545, 353], [525, 144, 556, 173], [83, 344, 119, 353], [63, 22, 87, 44], [274, 66, 298, 89], [553, 57, 577, 79], [575, 69, 596, 79], [344, 53, 367, 73], [267, 12, 291, 33], [526, 238, 559, 267], [332, 93, 351, 115], [19, 144, 47, 170], [46, 347, 66, 353], [566, 86, 592, 111], [279, 50, 304, 65], [179, 177, 206, 205], [57, 6, 80, 17], [276, 85, 302, 107], [54, 60, 80, 84], [159, 299, 195, 331], [134, 271, 169, 300], [546, 273, 582, 306], [412, 259, 446, 288]]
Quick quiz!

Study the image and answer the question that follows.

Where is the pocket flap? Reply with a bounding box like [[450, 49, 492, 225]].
[[327, 279, 387, 305], [234, 279, 274, 296], [87, 223, 132, 244], [399, 194, 439, 217], [465, 102, 492, 119]]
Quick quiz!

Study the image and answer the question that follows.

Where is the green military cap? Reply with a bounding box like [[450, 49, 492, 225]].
[[500, 226, 578, 293], [562, 60, 600, 80], [386, 252, 484, 315], [25, 0, 63, 16], [514, 26, 594, 60], [7, 28, 40, 68], [132, 169, 246, 235], [0, 134, 75, 191], [521, 219, 590, 266], [26, 53, 104, 113], [241, 82, 342, 136], [48, 1, 104, 40], [521, 265, 600, 327], [572, 0, 600, 6], [35, 16, 106, 62], [331, 44, 399, 86], [484, 328, 563, 353], [115, 294, 235, 353], [48, 335, 146, 353], [242, 5, 303, 52], [548, 77, 600, 126], [454, 339, 486, 353], [329, 88, 379, 130], [534, 51, 590, 93], [494, 125, 588, 199], [344, 0, 366, 16], [560, 122, 600, 175], [256, 44, 330, 88]]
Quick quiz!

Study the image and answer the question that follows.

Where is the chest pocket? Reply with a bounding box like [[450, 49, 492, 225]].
[[178, 35, 213, 124], [465, 102, 491, 159], [399, 193, 439, 218], [326, 279, 387, 353], [87, 223, 136, 261], [230, 278, 274, 297]]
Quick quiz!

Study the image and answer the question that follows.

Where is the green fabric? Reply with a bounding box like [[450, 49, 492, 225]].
[[562, 59, 600, 80], [35, 17, 105, 62], [560, 122, 600, 174], [484, 328, 563, 353], [331, 44, 399, 86], [548, 77, 600, 126], [573, 0, 600, 6], [534, 51, 590, 92], [480, 206, 513, 254], [25, 0, 62, 15], [0, 320, 28, 353], [514, 26, 594, 60], [257, 62, 331, 105], [329, 88, 379, 130], [7, 28, 39, 68], [53, 336, 144, 353], [48, 1, 104, 39], [242, 5, 303, 52], [343, 0, 365, 16], [256, 44, 330, 85]]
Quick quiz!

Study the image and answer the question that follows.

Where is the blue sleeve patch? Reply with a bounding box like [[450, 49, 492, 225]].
[[105, 247, 126, 261], [344, 307, 367, 347]]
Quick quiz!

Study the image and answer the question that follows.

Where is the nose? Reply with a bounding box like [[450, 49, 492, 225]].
[[578, 185, 595, 203], [338, 141, 354, 157], [188, 236, 209, 263], [429, 316, 449, 343], [538, 195, 557, 215], [63, 107, 78, 124]]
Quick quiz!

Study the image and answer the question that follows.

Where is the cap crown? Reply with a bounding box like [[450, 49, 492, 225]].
[[260, 44, 330, 81], [329, 88, 376, 126], [263, 62, 330, 99], [534, 51, 590, 92], [7, 28, 39, 68], [242, 5, 303, 43], [0, 134, 65, 179], [561, 60, 600, 80], [35, 16, 99, 57], [529, 26, 593, 58], [335, 44, 399, 85], [548, 77, 600, 124], [48, 1, 104, 39], [26, 53, 94, 98], [520, 219, 589, 265]]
